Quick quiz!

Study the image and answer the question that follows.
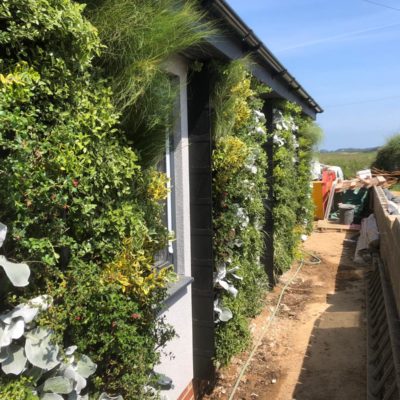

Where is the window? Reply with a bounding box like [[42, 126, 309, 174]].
[[154, 134, 176, 269]]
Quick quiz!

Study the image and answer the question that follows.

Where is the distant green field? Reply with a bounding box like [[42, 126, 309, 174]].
[[318, 151, 377, 179]]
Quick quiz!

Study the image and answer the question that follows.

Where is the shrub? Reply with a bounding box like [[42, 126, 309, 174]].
[[0, 1, 173, 398], [211, 60, 269, 366], [373, 134, 400, 171]]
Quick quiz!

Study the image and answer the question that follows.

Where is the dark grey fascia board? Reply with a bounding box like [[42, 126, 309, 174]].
[[206, 35, 318, 118], [203, 0, 323, 118]]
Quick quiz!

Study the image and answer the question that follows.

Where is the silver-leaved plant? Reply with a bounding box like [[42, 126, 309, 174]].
[[0, 223, 123, 400]]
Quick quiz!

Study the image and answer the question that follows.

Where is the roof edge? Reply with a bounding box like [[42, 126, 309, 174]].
[[204, 0, 323, 114]]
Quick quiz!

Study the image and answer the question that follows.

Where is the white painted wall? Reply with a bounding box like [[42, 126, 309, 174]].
[[155, 55, 193, 400]]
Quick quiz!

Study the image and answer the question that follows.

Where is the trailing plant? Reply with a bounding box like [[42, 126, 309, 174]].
[[0, 1, 174, 398], [211, 60, 270, 366], [85, 0, 214, 166]]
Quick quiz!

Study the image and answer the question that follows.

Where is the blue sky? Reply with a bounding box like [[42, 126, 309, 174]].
[[226, 0, 400, 150]]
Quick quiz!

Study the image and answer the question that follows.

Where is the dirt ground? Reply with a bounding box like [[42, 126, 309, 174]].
[[204, 230, 369, 400]]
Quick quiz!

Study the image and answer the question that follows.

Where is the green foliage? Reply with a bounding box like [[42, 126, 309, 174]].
[[214, 311, 250, 366], [40, 260, 174, 397], [272, 151, 298, 271], [0, 377, 38, 400], [211, 60, 269, 366], [373, 134, 400, 172], [319, 151, 377, 178], [270, 102, 321, 276], [300, 121, 323, 149], [102, 238, 175, 300], [213, 57, 253, 139], [0, 250, 98, 400], [0, 1, 173, 398], [85, 0, 214, 166], [297, 117, 322, 232]]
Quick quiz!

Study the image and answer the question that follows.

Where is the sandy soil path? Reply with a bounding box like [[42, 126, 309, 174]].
[[205, 231, 368, 400]]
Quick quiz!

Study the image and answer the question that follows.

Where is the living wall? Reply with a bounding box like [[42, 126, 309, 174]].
[[211, 64, 321, 366], [270, 101, 322, 276], [0, 0, 194, 398], [211, 60, 270, 366]]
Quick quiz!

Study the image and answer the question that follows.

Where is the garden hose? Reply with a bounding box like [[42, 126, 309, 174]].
[[227, 251, 321, 400], [302, 250, 322, 265]]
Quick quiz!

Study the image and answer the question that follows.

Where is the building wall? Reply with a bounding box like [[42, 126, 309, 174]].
[[155, 55, 194, 400], [373, 187, 400, 316]]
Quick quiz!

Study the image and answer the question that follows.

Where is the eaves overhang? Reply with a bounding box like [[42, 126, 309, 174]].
[[202, 0, 323, 119]]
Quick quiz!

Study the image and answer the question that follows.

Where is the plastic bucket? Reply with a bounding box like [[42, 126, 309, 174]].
[[339, 204, 356, 225]]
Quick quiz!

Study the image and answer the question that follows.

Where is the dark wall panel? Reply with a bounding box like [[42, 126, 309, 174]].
[[262, 101, 275, 287], [188, 65, 216, 382]]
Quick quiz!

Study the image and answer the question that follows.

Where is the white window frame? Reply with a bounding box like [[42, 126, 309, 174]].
[[161, 55, 191, 278]]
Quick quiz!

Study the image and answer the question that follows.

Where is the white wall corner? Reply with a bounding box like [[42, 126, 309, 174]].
[[156, 54, 194, 400], [164, 55, 192, 277]]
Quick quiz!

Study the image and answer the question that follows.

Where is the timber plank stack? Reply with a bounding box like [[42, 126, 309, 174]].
[[372, 168, 400, 187], [335, 175, 387, 192]]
